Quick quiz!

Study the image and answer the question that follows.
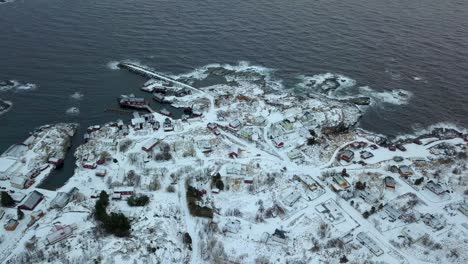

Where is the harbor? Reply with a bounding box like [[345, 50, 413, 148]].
[[116, 62, 208, 120]]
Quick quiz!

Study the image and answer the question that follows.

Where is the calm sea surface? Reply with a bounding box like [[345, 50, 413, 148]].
[[1, 0, 467, 188]]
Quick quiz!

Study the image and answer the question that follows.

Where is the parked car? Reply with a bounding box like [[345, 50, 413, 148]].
[[396, 144, 406, 151]]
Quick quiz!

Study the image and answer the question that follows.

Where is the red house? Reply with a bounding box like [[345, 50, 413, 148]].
[[273, 139, 284, 148], [83, 163, 97, 169], [244, 176, 254, 184], [113, 187, 135, 196], [339, 150, 354, 162], [384, 176, 396, 189], [229, 146, 239, 158]]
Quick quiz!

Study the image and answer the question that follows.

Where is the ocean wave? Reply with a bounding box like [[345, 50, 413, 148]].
[[358, 86, 412, 105], [297, 73, 356, 97], [406, 122, 468, 138], [171, 61, 275, 81]]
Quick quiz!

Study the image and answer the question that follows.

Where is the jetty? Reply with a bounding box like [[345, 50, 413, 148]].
[[117, 62, 204, 94]]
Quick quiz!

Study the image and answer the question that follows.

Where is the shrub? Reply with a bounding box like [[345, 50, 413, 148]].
[[119, 139, 133, 152], [127, 195, 149, 207], [362, 211, 370, 219], [211, 174, 224, 191], [166, 185, 176, 193], [183, 232, 192, 250], [414, 177, 424, 185]]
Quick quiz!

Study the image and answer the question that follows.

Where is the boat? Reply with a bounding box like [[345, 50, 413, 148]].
[[159, 108, 172, 117], [118, 95, 148, 109], [153, 87, 168, 94]]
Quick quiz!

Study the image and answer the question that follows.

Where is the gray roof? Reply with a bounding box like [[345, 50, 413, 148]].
[[22, 190, 44, 210]]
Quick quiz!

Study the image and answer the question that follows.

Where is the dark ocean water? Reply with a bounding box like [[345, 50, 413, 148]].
[[1, 0, 468, 187]]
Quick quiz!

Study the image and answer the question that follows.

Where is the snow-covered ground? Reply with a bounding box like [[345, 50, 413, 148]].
[[1, 64, 467, 263]]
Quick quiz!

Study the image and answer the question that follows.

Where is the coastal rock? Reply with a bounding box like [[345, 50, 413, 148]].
[[346, 96, 371, 105]]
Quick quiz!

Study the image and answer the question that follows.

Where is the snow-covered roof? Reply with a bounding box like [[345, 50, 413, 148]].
[[113, 186, 135, 193], [21, 190, 44, 210], [1, 144, 27, 158], [46, 225, 73, 245], [10, 175, 27, 188], [0, 157, 17, 173], [50, 192, 71, 208], [224, 163, 246, 177], [356, 232, 383, 256], [401, 226, 427, 242], [131, 117, 145, 126]]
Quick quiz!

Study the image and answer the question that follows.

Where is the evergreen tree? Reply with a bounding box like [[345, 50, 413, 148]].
[[1, 191, 15, 207], [94, 191, 131, 237]]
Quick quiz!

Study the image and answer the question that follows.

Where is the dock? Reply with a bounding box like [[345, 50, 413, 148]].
[[106, 105, 155, 114], [117, 62, 204, 94]]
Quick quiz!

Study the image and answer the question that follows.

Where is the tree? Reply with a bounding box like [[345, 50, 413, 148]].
[[1, 191, 15, 207], [211, 174, 224, 191], [105, 212, 131, 237], [363, 211, 370, 219], [127, 195, 149, 206], [17, 208, 24, 220], [340, 255, 348, 263], [355, 181, 366, 190], [94, 191, 131, 237], [414, 177, 424, 185], [183, 232, 192, 250]]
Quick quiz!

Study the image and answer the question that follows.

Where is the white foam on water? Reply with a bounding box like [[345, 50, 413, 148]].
[[385, 69, 402, 80], [70, 92, 84, 100], [0, 0, 16, 4], [0, 100, 12, 116], [1, 81, 38, 92], [15, 83, 38, 92], [358, 86, 412, 105], [106, 61, 120, 70], [0, 80, 20, 92], [298, 73, 356, 91], [65, 107, 80, 116], [171, 61, 275, 81]]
